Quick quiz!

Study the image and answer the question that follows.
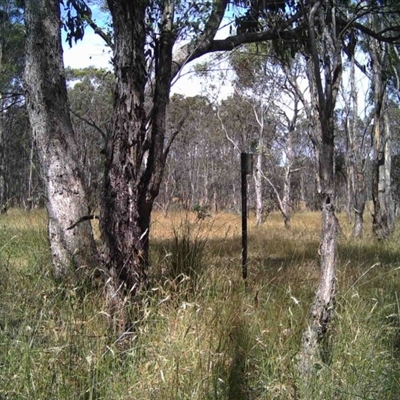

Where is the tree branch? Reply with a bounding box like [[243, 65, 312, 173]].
[[163, 114, 186, 160], [171, 0, 229, 81], [69, 108, 108, 141], [217, 107, 241, 153], [83, 14, 114, 50], [70, 0, 114, 49]]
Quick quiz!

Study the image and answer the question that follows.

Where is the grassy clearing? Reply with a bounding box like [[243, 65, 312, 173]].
[[1, 209, 400, 399]]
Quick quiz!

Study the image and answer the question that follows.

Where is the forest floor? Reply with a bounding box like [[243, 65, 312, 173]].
[[1, 208, 400, 399]]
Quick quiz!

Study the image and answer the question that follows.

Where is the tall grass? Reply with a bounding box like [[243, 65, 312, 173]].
[[0, 209, 399, 399]]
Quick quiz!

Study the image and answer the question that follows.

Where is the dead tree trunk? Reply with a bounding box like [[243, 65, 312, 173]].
[[25, 0, 97, 279]]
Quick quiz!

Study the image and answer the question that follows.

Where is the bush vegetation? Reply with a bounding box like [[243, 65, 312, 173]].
[[0, 209, 399, 399]]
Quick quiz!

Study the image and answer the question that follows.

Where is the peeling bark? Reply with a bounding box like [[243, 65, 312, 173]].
[[299, 0, 342, 380], [101, 0, 176, 329], [100, 1, 150, 324]]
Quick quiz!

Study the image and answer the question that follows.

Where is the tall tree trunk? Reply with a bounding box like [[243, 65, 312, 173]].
[[254, 104, 265, 226], [372, 103, 394, 239], [299, 0, 342, 380], [281, 99, 299, 229], [0, 96, 6, 214], [255, 150, 264, 225], [383, 111, 395, 227], [25, 0, 97, 279], [346, 48, 366, 237], [300, 120, 337, 376], [100, 1, 149, 323], [0, 35, 6, 214], [26, 136, 35, 211], [281, 132, 293, 229], [101, 0, 175, 328], [370, 36, 394, 239], [345, 121, 354, 222]]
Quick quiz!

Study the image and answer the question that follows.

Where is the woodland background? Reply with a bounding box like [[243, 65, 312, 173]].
[[2, 0, 400, 398]]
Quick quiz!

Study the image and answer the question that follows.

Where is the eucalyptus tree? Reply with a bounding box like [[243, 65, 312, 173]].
[[24, 0, 305, 328], [24, 0, 400, 337], [25, 0, 98, 280], [296, 0, 400, 379], [161, 94, 222, 212], [339, 61, 369, 237], [230, 45, 308, 227], [296, 0, 344, 377], [217, 92, 272, 215], [369, 23, 396, 239], [228, 44, 282, 225], [348, 1, 400, 239]]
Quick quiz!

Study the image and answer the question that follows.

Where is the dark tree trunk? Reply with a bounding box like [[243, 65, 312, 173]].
[[100, 1, 148, 323], [101, 1, 175, 328], [25, 0, 97, 279]]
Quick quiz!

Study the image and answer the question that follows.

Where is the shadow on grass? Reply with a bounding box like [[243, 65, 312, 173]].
[[206, 311, 253, 400], [226, 322, 250, 400]]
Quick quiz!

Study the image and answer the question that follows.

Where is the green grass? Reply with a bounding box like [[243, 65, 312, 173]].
[[1, 209, 400, 399]]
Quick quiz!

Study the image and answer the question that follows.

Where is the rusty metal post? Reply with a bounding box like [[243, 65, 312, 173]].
[[241, 152, 253, 280]]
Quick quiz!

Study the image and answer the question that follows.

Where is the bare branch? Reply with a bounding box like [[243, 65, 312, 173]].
[[216, 107, 241, 153], [259, 169, 288, 221], [69, 108, 108, 141], [83, 14, 114, 50], [163, 115, 186, 160]]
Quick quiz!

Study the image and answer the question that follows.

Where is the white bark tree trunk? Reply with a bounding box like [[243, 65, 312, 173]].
[[25, 0, 97, 278], [254, 104, 265, 226], [255, 151, 264, 225], [281, 129, 294, 228]]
